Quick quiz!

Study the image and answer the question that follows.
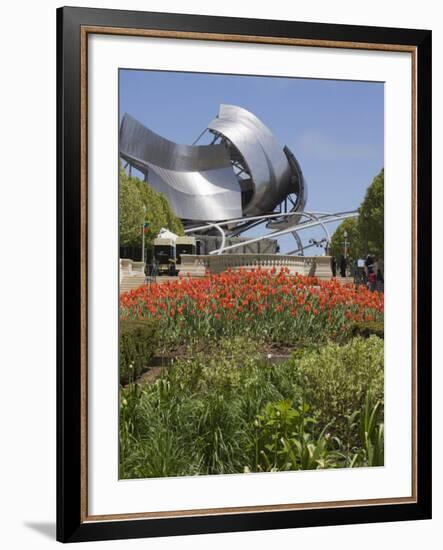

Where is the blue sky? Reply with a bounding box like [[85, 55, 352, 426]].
[[119, 69, 384, 254]]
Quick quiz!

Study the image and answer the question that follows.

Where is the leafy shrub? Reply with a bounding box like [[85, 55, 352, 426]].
[[358, 390, 384, 466], [250, 400, 336, 472], [119, 336, 384, 478], [290, 336, 384, 442], [352, 320, 384, 339], [120, 337, 286, 478], [331, 390, 384, 468], [119, 319, 159, 385]]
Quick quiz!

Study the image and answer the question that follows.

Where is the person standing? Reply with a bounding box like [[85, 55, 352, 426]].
[[368, 269, 377, 291], [376, 268, 384, 292], [365, 253, 374, 277], [331, 256, 337, 277], [339, 254, 347, 278]]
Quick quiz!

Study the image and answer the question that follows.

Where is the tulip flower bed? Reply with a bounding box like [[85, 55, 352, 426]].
[[120, 268, 384, 348]]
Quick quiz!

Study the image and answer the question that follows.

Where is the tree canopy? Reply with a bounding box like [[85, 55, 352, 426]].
[[119, 168, 184, 247], [329, 217, 362, 262], [357, 168, 384, 258], [330, 168, 384, 261]]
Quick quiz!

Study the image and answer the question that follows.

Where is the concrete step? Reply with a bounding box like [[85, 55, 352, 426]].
[[120, 275, 146, 294]]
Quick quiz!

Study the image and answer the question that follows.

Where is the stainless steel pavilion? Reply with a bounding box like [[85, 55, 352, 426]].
[[120, 104, 306, 224], [120, 104, 356, 255]]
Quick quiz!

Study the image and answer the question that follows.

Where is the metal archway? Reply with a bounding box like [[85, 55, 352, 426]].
[[185, 210, 358, 255]]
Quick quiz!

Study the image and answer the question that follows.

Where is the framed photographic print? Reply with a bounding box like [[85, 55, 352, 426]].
[[57, 6, 432, 543]]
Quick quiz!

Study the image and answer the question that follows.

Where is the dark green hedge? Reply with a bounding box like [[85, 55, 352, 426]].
[[351, 321, 384, 339], [119, 319, 159, 385]]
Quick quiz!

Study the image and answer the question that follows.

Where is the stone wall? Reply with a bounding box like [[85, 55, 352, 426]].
[[119, 259, 145, 293], [178, 254, 332, 278]]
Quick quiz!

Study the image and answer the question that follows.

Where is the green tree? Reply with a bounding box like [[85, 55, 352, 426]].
[[119, 168, 184, 247], [330, 217, 362, 262], [358, 168, 384, 258], [330, 168, 384, 262], [135, 178, 184, 239], [119, 169, 145, 247]]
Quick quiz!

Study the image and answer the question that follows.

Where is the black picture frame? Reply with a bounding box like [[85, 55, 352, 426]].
[[57, 6, 432, 543]]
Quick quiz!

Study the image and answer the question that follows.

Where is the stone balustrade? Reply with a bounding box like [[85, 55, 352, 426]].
[[119, 259, 145, 283], [178, 254, 333, 278]]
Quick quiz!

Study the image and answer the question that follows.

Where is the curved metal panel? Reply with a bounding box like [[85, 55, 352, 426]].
[[120, 114, 233, 171], [265, 145, 308, 229], [147, 166, 243, 221], [208, 104, 293, 215], [119, 106, 307, 225], [120, 114, 242, 221]]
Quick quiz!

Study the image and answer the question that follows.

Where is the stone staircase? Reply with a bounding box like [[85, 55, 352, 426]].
[[120, 274, 146, 294], [120, 258, 146, 294]]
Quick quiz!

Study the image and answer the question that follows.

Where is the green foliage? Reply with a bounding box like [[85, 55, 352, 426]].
[[289, 336, 384, 443], [119, 167, 184, 247], [119, 170, 145, 247], [252, 400, 335, 472], [119, 336, 384, 478], [330, 217, 362, 263], [358, 168, 384, 258], [352, 320, 384, 339], [327, 390, 384, 468], [119, 319, 159, 385], [133, 176, 184, 240], [119, 338, 270, 478], [330, 168, 384, 262], [358, 390, 384, 466]]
